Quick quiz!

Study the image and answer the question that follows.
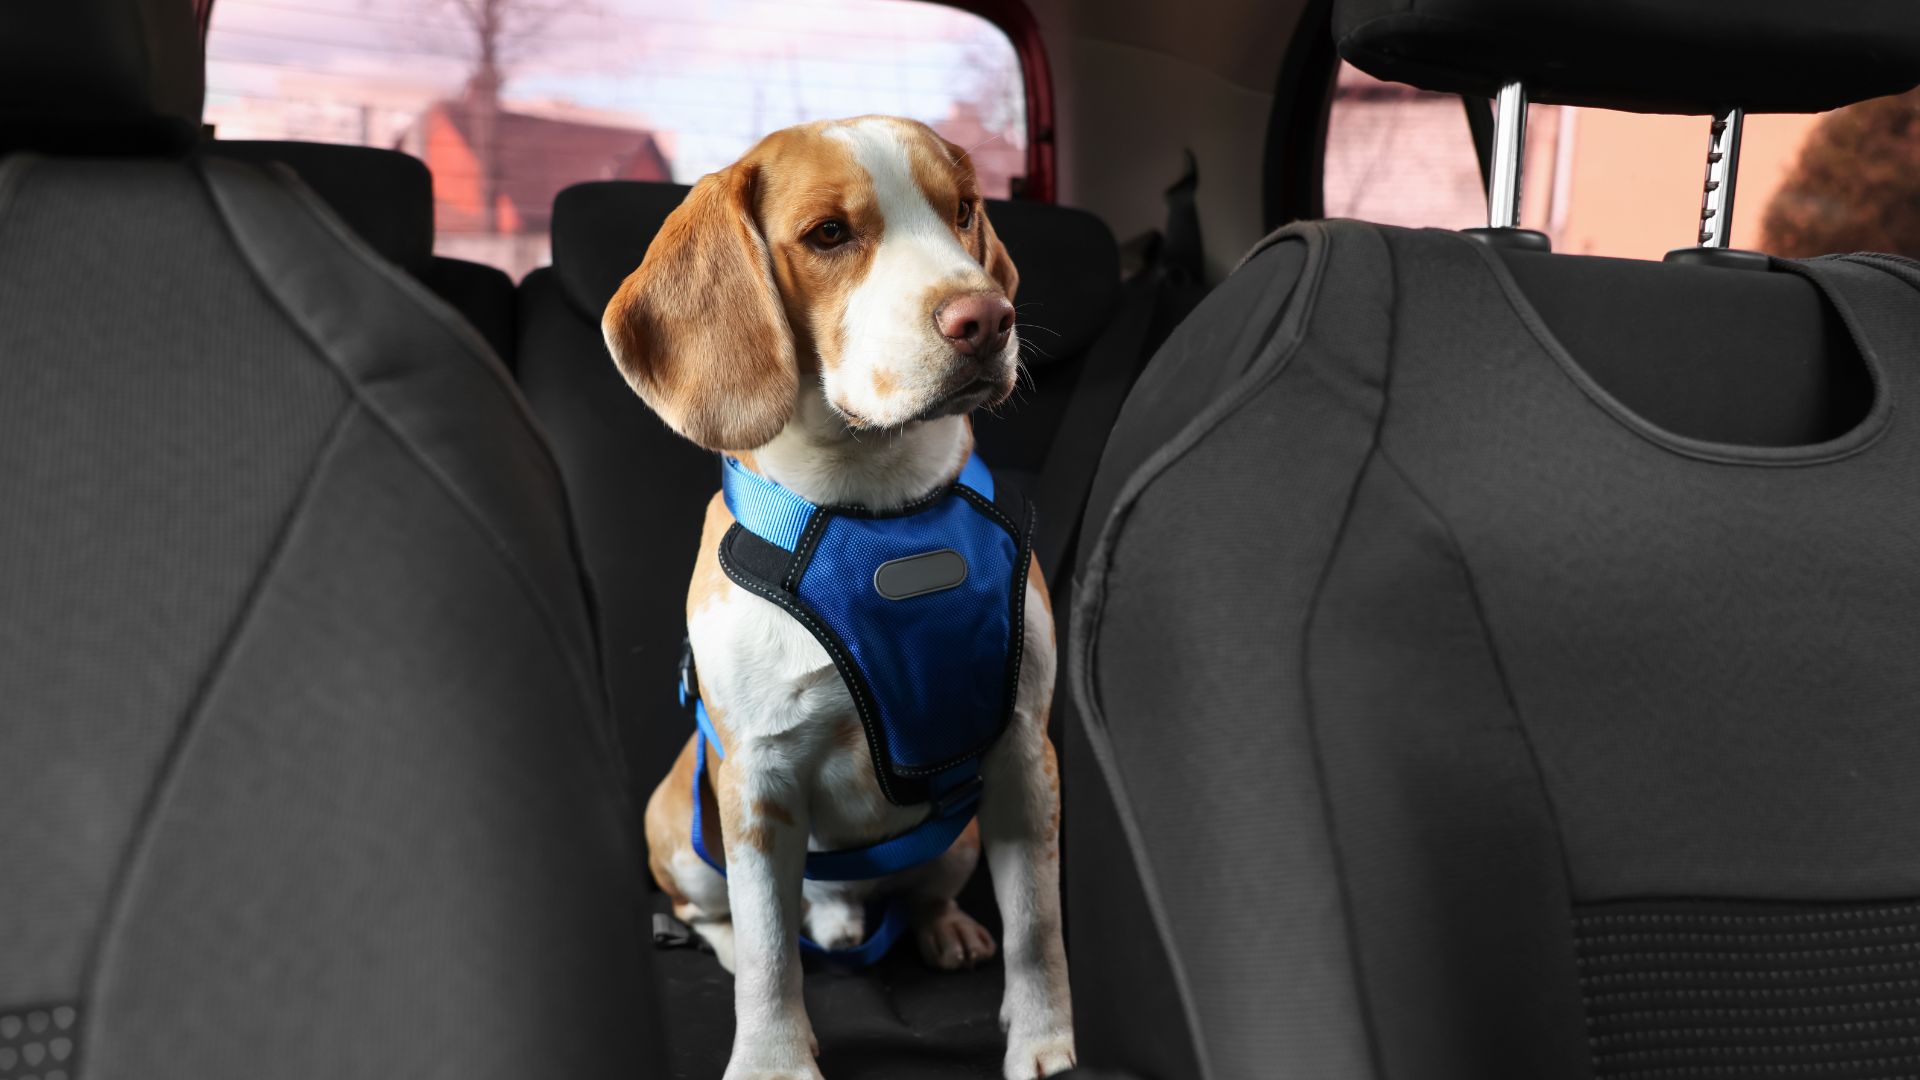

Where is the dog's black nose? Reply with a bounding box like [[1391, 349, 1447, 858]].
[[935, 293, 1015, 357]]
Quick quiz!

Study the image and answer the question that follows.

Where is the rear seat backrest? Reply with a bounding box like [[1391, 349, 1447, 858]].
[[517, 178, 1121, 799], [205, 140, 519, 365]]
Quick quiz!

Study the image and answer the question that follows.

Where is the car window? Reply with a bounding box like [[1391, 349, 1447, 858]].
[[203, 0, 1029, 278], [1323, 60, 1920, 261]]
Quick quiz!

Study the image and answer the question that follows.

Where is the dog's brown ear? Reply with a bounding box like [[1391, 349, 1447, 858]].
[[978, 201, 1019, 301], [602, 163, 797, 451]]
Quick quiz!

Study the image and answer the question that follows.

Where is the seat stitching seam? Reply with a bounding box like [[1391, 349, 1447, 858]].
[[1065, 222, 1335, 1080], [76, 400, 356, 1022], [1297, 223, 1400, 1080], [1374, 443, 1591, 1069], [191, 158, 621, 777]]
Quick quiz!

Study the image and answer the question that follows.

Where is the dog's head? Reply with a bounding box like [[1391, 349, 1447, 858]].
[[602, 116, 1020, 451]]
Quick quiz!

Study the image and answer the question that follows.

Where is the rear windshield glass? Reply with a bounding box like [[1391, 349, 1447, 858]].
[[204, 0, 1028, 277]]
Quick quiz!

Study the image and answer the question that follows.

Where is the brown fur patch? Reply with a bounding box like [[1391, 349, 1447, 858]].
[[603, 161, 799, 451], [837, 717, 868, 754], [1027, 553, 1054, 647], [755, 798, 796, 827], [924, 129, 1017, 299], [686, 492, 737, 623], [751, 124, 881, 377], [1040, 730, 1061, 846], [644, 733, 706, 889]]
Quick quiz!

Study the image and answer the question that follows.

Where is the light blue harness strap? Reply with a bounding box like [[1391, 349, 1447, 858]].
[[722, 451, 994, 551], [720, 455, 816, 552]]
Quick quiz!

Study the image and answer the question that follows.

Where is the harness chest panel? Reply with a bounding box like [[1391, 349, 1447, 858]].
[[713, 453, 1033, 806]]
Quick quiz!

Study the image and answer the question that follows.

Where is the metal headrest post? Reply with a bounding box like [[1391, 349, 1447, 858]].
[[1666, 107, 1769, 270], [1488, 80, 1529, 229], [1463, 80, 1552, 252], [1696, 108, 1745, 247]]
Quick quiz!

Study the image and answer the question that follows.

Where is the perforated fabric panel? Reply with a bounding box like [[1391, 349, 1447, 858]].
[[0, 156, 346, 1004], [1577, 899, 1920, 1079], [0, 1003, 78, 1080], [2, 149, 661, 1076], [1073, 219, 1920, 1079], [798, 494, 1022, 775]]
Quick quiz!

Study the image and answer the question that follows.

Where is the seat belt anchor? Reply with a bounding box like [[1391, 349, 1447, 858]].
[[677, 635, 698, 708]]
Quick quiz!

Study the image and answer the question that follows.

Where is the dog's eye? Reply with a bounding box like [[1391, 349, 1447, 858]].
[[956, 200, 974, 229], [807, 220, 850, 250]]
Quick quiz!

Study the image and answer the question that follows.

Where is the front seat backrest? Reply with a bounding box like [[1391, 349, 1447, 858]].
[[1067, 3, 1920, 1078], [0, 2, 661, 1075]]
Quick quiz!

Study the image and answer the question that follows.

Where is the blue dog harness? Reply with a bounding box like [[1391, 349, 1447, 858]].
[[681, 451, 1033, 964]]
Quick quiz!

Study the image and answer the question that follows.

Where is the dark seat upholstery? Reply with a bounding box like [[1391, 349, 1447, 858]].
[[0, 2, 661, 1075], [205, 140, 520, 365], [514, 178, 1121, 1076], [1067, 3, 1920, 1079]]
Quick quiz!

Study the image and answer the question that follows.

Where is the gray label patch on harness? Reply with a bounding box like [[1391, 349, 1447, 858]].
[[873, 549, 969, 600]]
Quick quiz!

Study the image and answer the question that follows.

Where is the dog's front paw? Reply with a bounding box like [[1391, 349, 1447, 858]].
[[914, 899, 997, 970], [1004, 1029, 1076, 1079]]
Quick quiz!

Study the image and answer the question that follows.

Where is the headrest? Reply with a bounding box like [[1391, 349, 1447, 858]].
[[0, 0, 204, 154], [1335, 0, 1920, 114], [552, 181, 1120, 362], [205, 142, 435, 272], [552, 181, 691, 325], [984, 199, 1121, 362]]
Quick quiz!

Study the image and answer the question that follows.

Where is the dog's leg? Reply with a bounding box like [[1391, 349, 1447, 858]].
[[716, 740, 822, 1080], [980, 716, 1076, 1079]]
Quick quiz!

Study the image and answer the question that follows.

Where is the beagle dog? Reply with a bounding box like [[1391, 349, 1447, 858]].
[[602, 117, 1074, 1080]]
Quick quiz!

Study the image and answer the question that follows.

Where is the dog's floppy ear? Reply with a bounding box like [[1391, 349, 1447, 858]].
[[602, 163, 798, 451], [978, 201, 1019, 301]]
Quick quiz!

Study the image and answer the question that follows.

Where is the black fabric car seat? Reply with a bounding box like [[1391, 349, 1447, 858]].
[[514, 178, 1124, 1077], [1066, 3, 1920, 1079], [0, 2, 662, 1076], [204, 141, 520, 365]]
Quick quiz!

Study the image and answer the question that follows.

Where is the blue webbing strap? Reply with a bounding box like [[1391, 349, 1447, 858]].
[[720, 456, 816, 551], [690, 451, 992, 965], [721, 451, 993, 550], [688, 721, 944, 963], [690, 718, 981, 883]]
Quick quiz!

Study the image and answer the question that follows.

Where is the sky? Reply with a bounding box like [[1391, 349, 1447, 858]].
[[203, 0, 1026, 180]]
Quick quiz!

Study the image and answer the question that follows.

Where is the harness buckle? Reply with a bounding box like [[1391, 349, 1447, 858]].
[[677, 635, 698, 708], [930, 774, 985, 817]]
